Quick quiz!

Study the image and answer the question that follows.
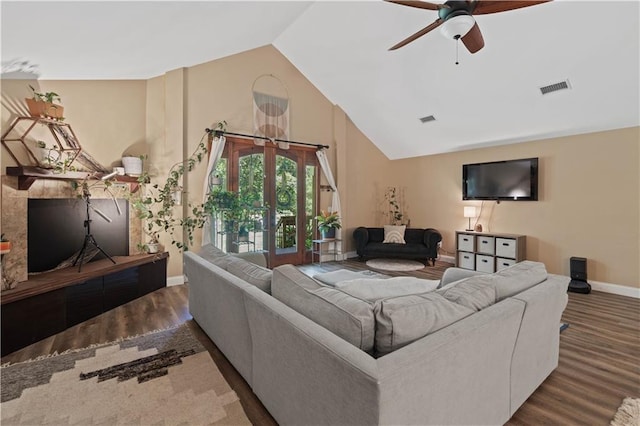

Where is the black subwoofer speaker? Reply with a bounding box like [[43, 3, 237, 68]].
[[568, 256, 591, 294]]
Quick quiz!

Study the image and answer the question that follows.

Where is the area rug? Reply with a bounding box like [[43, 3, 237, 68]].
[[1, 324, 251, 425], [611, 397, 640, 426], [366, 258, 426, 272]]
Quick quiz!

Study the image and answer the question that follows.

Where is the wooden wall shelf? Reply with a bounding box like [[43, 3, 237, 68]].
[[1, 252, 168, 305], [6, 166, 145, 191]]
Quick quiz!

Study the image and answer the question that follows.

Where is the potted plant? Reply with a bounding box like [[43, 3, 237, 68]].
[[121, 154, 144, 177], [0, 234, 11, 255], [26, 85, 64, 120], [384, 187, 404, 225], [126, 119, 228, 252], [315, 210, 341, 239]]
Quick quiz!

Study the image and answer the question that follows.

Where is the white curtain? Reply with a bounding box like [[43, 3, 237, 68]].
[[201, 135, 226, 246], [316, 149, 341, 239]]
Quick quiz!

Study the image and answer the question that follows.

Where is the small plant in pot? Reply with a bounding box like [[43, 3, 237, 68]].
[[26, 85, 64, 120], [315, 210, 341, 239]]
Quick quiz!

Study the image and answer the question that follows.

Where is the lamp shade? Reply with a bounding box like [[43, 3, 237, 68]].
[[463, 206, 477, 218], [440, 14, 475, 40]]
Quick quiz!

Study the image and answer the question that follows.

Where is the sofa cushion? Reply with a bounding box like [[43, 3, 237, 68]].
[[271, 265, 376, 352], [226, 256, 272, 294], [494, 261, 548, 301], [437, 274, 497, 311], [198, 243, 229, 264], [383, 225, 406, 244], [374, 292, 475, 356], [336, 276, 439, 302], [313, 269, 389, 287]]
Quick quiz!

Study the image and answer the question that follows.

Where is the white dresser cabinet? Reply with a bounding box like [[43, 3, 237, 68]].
[[455, 231, 526, 273]]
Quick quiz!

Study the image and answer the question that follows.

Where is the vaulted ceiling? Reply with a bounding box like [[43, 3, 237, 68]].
[[2, 1, 638, 159]]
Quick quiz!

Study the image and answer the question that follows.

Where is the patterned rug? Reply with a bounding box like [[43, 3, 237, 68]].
[[611, 397, 640, 426], [1, 324, 250, 425], [366, 258, 426, 272]]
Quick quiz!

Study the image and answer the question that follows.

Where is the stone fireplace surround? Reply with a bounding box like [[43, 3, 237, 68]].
[[1, 175, 142, 285]]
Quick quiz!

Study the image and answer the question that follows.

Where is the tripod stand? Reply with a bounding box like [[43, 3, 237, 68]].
[[72, 184, 116, 272]]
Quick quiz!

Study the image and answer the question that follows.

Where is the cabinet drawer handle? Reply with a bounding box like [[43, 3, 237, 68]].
[[463, 255, 470, 259], [482, 241, 488, 244], [463, 238, 469, 241], [482, 259, 488, 263], [502, 243, 509, 246]]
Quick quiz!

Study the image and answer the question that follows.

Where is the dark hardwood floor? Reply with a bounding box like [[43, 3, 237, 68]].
[[2, 259, 638, 425]]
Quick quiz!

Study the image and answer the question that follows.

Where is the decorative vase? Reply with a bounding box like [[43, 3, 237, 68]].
[[0, 241, 12, 255], [35, 146, 61, 168], [122, 156, 143, 177], [321, 228, 336, 239], [146, 242, 159, 254], [25, 98, 64, 120]]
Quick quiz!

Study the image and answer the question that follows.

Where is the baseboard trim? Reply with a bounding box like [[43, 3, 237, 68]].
[[439, 255, 456, 265], [588, 280, 640, 299], [167, 275, 186, 287], [336, 253, 638, 298]]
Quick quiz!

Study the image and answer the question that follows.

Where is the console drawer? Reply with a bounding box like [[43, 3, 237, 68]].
[[458, 252, 475, 270], [476, 254, 495, 273], [496, 238, 517, 258], [476, 236, 495, 255], [496, 258, 516, 271], [457, 234, 475, 252]]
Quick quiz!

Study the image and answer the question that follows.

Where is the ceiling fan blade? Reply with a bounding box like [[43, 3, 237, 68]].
[[461, 22, 484, 53], [389, 19, 443, 50], [470, 1, 551, 15], [384, 0, 445, 11]]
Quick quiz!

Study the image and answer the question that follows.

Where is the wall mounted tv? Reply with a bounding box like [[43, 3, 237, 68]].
[[463, 157, 539, 201]]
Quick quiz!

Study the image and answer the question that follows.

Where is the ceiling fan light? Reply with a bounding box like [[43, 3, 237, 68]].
[[440, 15, 475, 39]]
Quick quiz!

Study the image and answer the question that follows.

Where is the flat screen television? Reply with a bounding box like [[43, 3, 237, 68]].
[[463, 157, 538, 201]]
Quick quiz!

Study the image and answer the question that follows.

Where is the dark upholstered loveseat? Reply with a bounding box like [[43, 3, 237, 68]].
[[353, 227, 442, 266]]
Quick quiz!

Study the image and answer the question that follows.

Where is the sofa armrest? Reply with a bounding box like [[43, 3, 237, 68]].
[[439, 267, 486, 288], [353, 227, 370, 255], [423, 228, 442, 249]]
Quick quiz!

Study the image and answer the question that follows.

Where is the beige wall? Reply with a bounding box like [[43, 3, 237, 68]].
[[143, 45, 340, 275], [2, 48, 638, 290], [387, 127, 639, 288], [1, 79, 146, 170]]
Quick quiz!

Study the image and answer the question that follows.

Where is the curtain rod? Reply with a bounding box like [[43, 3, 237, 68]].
[[204, 128, 329, 150]]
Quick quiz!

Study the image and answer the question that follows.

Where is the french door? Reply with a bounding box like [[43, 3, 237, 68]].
[[219, 136, 318, 267]]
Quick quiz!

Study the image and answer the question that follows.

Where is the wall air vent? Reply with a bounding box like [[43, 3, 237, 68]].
[[540, 79, 571, 95], [419, 115, 436, 123]]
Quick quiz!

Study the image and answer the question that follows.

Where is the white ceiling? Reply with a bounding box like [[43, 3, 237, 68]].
[[2, 1, 639, 159]]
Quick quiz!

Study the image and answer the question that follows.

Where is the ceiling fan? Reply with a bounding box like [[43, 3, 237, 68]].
[[386, 1, 551, 53]]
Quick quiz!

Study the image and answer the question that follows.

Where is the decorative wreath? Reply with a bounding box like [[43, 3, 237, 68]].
[[276, 187, 294, 209]]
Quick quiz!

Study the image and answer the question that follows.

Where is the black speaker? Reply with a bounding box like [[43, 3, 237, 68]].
[[568, 256, 591, 294]]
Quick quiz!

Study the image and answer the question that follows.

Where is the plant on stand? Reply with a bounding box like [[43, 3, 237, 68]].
[[26, 85, 64, 120], [383, 187, 407, 226], [315, 210, 341, 239]]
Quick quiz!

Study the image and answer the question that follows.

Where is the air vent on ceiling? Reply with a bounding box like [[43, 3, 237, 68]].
[[419, 115, 436, 123], [540, 79, 571, 95]]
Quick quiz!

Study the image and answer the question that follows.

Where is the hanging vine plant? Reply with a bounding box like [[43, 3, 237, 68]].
[[130, 120, 228, 251]]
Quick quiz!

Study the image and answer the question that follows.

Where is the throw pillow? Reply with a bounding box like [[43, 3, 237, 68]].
[[336, 276, 439, 302], [226, 256, 272, 294], [382, 225, 406, 244], [437, 274, 497, 311], [374, 292, 475, 356]]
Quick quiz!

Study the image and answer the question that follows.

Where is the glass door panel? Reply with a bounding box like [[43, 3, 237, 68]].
[[237, 151, 266, 254], [274, 154, 298, 257], [213, 136, 319, 267]]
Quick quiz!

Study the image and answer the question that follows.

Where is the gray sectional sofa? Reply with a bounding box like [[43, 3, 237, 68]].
[[184, 245, 569, 425]]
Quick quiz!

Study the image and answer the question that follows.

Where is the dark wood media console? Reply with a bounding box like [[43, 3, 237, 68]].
[[1, 253, 168, 356]]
